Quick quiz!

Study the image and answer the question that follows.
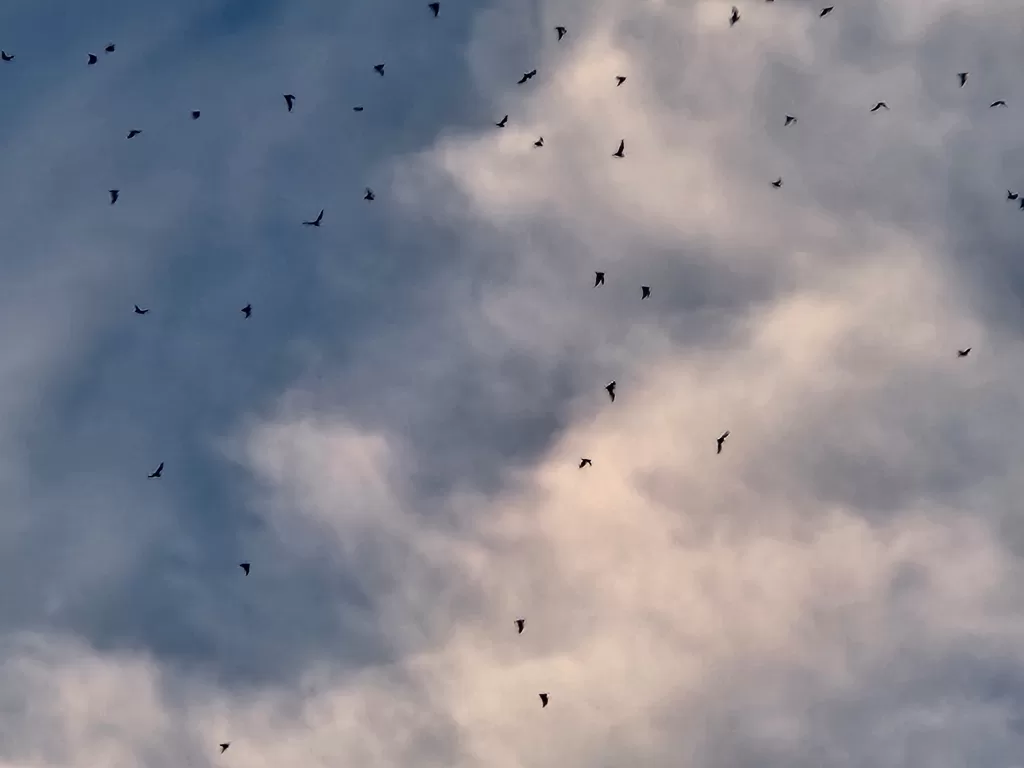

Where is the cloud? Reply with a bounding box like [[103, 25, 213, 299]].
[[2, 0, 1024, 767]]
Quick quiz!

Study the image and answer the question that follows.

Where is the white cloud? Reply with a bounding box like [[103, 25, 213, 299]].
[[212, 229, 1014, 767], [2, 0, 1024, 766]]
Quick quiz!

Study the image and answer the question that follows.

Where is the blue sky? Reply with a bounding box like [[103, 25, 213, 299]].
[[2, 0, 1024, 767]]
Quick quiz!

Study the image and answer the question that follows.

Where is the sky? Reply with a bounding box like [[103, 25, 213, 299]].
[[1, 0, 1024, 766]]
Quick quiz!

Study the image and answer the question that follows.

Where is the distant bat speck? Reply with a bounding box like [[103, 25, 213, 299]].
[[730, 6, 740, 25], [515, 618, 525, 633], [87, 53, 98, 65], [496, 114, 508, 127], [819, 6, 833, 17], [284, 93, 295, 111], [303, 209, 324, 227], [242, 303, 252, 318], [595, 271, 605, 286], [784, 115, 797, 126], [555, 26, 567, 40], [429, 2, 440, 16], [240, 562, 250, 575], [127, 129, 142, 139], [219, 744, 230, 754], [641, 285, 651, 299], [134, 304, 149, 315], [105, 43, 115, 53], [364, 188, 375, 201], [534, 137, 544, 147], [958, 348, 971, 358], [605, 380, 616, 402], [958, 72, 969, 87], [772, 177, 783, 188], [990, 100, 1007, 108], [517, 69, 537, 85], [109, 189, 119, 204], [191, 110, 201, 120], [870, 101, 889, 112], [616, 75, 626, 86], [539, 693, 549, 708], [374, 63, 386, 76], [613, 139, 625, 158], [148, 462, 164, 478], [579, 458, 592, 468], [1, 51, 14, 62]]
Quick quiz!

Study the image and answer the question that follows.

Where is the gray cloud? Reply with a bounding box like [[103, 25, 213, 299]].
[[3, 0, 1024, 767]]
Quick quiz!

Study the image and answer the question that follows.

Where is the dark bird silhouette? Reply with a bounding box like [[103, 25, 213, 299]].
[[1007, 190, 1018, 201], [284, 93, 295, 112], [191, 110, 201, 120], [429, 2, 440, 16], [219, 744, 230, 754], [127, 130, 142, 139], [303, 209, 324, 227], [1020, 198, 1024, 210], [990, 100, 1007, 108], [517, 69, 537, 85], [134, 304, 149, 315], [539, 693, 549, 708], [105, 43, 115, 53], [353, 106, 364, 112], [616, 76, 626, 86], [534, 137, 544, 147], [496, 114, 508, 127], [716, 431, 730, 454], [958, 348, 971, 358], [364, 188, 375, 201], [515, 618, 525, 634], [730, 6, 740, 25], [555, 26, 567, 40], [870, 102, 889, 111], [240, 562, 250, 576], [958, 72, 968, 87], [784, 115, 797, 126], [241, 304, 252, 318], [605, 381, 616, 402], [374, 63, 385, 76], [87, 53, 98, 65], [613, 139, 625, 158], [1, 51, 13, 62], [820, 6, 833, 16], [595, 271, 605, 286], [148, 462, 164, 478], [771, 177, 783, 188], [641, 286, 651, 299], [579, 458, 592, 468], [109, 189, 119, 205]]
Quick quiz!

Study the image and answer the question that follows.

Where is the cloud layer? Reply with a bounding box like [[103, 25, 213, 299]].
[[2, 1, 1024, 768]]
